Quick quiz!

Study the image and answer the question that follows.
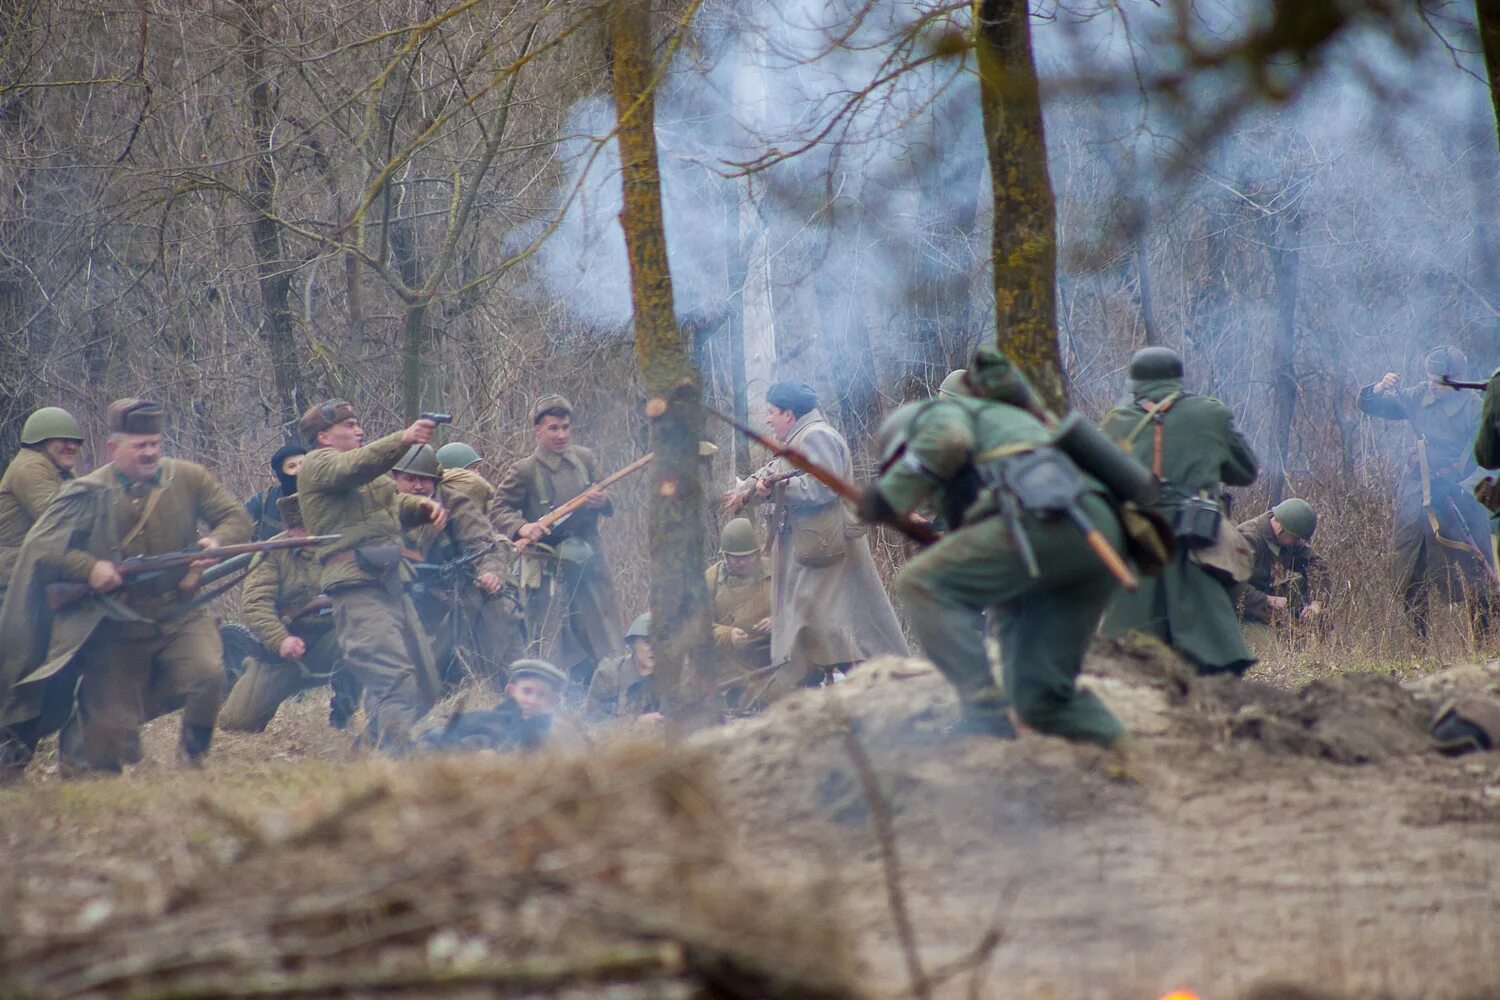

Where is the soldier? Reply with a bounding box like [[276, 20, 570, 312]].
[[244, 443, 305, 541], [435, 442, 495, 510], [492, 394, 624, 685], [706, 518, 773, 708], [0, 407, 84, 595], [726, 381, 908, 691], [585, 613, 661, 726], [1231, 497, 1329, 631], [296, 400, 447, 753], [1472, 366, 1500, 546], [420, 659, 566, 753], [1099, 347, 1260, 676], [860, 350, 1132, 746], [0, 400, 252, 778], [1360, 346, 1495, 634], [218, 495, 343, 732], [391, 444, 521, 690]]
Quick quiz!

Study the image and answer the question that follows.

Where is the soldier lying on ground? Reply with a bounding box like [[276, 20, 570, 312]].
[[420, 658, 567, 753]]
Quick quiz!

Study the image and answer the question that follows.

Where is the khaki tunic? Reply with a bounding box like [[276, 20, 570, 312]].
[[1231, 512, 1330, 625], [742, 409, 908, 676], [707, 556, 771, 672], [0, 447, 74, 589], [584, 652, 658, 724], [440, 467, 495, 511], [492, 445, 624, 669]]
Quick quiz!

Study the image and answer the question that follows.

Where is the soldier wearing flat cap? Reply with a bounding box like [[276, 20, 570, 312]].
[[0, 399, 252, 780], [419, 658, 566, 753], [1359, 346, 1495, 635], [492, 394, 624, 688], [727, 381, 908, 700], [296, 399, 448, 753]]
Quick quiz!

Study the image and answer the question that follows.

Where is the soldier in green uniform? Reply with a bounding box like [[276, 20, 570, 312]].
[[706, 518, 774, 708], [0, 400, 252, 777], [0, 407, 84, 596], [435, 442, 496, 511], [1100, 347, 1260, 676], [860, 350, 1131, 746], [391, 444, 521, 690], [584, 613, 661, 727], [1231, 497, 1329, 632], [297, 400, 447, 753], [492, 395, 624, 684], [1360, 346, 1495, 634], [219, 494, 343, 732]]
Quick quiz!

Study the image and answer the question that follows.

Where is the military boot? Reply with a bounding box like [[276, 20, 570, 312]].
[[180, 723, 214, 766], [952, 685, 1018, 740]]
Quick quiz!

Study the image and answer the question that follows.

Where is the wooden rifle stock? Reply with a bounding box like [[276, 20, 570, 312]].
[[514, 453, 654, 554], [281, 594, 334, 625], [44, 534, 340, 611], [704, 406, 940, 546]]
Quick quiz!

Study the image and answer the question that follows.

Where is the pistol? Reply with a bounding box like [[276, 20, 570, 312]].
[[420, 412, 453, 425]]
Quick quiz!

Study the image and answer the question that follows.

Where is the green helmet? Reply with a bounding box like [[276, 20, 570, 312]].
[[967, 348, 1040, 409], [436, 442, 481, 469], [1271, 498, 1317, 541], [626, 613, 652, 641], [720, 517, 761, 555], [1128, 347, 1184, 381], [393, 444, 441, 479], [20, 407, 82, 445], [937, 369, 970, 398]]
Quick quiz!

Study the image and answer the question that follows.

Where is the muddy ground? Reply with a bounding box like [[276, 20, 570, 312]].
[[4, 638, 1500, 1000]]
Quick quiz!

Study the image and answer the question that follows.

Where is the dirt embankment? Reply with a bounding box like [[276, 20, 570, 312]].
[[5, 639, 1500, 1000]]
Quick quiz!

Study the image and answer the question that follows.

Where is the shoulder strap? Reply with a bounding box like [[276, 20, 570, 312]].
[[1121, 392, 1183, 479], [119, 482, 168, 551]]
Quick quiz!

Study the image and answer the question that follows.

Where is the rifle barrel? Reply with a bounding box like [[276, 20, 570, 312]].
[[1442, 377, 1490, 391]]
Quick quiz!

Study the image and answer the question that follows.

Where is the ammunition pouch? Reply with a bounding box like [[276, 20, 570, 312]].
[[1119, 503, 1175, 577], [1172, 495, 1222, 550], [790, 502, 847, 568], [354, 544, 404, 595]]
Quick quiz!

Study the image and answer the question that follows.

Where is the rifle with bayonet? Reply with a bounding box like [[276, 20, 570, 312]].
[[45, 535, 340, 611], [704, 406, 940, 546]]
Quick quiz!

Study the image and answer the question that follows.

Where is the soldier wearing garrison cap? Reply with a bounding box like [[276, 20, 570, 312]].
[[492, 394, 624, 688], [391, 444, 522, 691], [1231, 498, 1330, 634], [0, 407, 85, 595], [0, 398, 252, 779], [1359, 347, 1495, 635], [729, 380, 907, 697], [295, 399, 448, 753]]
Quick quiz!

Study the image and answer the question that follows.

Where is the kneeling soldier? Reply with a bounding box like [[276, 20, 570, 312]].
[[707, 518, 774, 709], [219, 495, 343, 732], [585, 614, 662, 727], [1232, 497, 1328, 632], [392, 444, 522, 690], [860, 351, 1134, 747]]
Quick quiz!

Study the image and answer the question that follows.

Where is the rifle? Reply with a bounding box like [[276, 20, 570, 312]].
[[721, 470, 802, 515], [407, 541, 497, 592], [280, 594, 334, 626], [45, 534, 340, 611], [1441, 377, 1490, 391], [514, 453, 655, 554], [704, 406, 940, 546]]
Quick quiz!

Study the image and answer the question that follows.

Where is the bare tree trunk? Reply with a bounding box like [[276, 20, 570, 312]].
[[1266, 208, 1301, 504], [238, 0, 306, 432], [608, 0, 715, 733], [974, 0, 1065, 410]]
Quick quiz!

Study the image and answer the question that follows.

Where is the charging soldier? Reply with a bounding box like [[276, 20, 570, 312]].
[[0, 400, 253, 777], [219, 495, 345, 732], [0, 407, 84, 596], [1100, 347, 1260, 676], [1361, 346, 1495, 634], [492, 394, 624, 684], [391, 444, 521, 690], [436, 442, 496, 511], [297, 400, 447, 753], [860, 350, 1134, 746]]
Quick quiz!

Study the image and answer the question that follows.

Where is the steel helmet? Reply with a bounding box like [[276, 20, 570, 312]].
[[20, 407, 83, 445], [436, 442, 481, 469], [393, 444, 441, 479], [1128, 347, 1184, 381], [720, 517, 761, 556], [626, 613, 652, 641], [1271, 498, 1317, 540]]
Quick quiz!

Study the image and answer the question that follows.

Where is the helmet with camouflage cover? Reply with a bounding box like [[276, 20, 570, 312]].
[[1128, 347, 1184, 382], [1271, 498, 1317, 541], [436, 442, 481, 469], [626, 613, 652, 641], [720, 517, 761, 556], [21, 406, 83, 445], [393, 444, 441, 479], [937, 369, 970, 399]]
